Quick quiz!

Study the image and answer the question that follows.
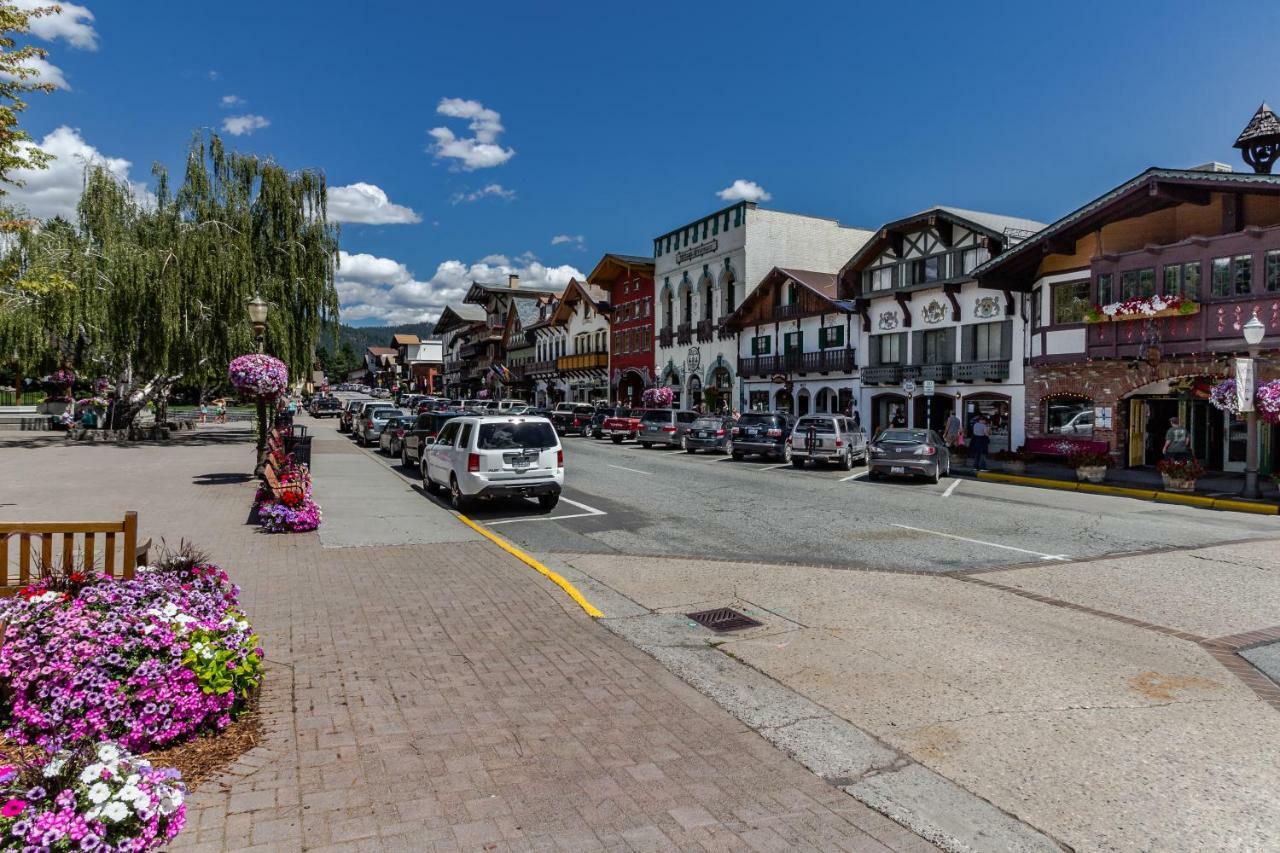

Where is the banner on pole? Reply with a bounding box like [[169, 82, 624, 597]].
[[1235, 358, 1255, 411]]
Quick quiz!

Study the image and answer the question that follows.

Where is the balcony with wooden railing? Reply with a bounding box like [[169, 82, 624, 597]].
[[525, 359, 558, 377], [953, 360, 1010, 382], [658, 327, 674, 348], [860, 365, 904, 385], [696, 319, 715, 343], [903, 363, 953, 382], [555, 351, 608, 372], [676, 323, 693, 345], [738, 348, 857, 378]]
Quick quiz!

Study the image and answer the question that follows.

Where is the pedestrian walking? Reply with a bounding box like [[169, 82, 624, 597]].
[[198, 402, 208, 424], [970, 415, 991, 471], [1162, 416, 1192, 461], [943, 410, 962, 449]]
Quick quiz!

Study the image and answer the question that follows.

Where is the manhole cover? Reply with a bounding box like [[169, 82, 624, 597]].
[[686, 607, 762, 633]]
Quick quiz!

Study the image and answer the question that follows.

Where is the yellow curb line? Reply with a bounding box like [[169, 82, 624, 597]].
[[977, 472, 1278, 515], [457, 514, 604, 618]]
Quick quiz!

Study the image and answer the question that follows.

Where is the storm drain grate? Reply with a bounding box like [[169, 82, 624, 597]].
[[686, 607, 763, 633]]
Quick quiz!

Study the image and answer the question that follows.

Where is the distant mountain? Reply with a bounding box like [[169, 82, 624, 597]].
[[318, 321, 436, 356]]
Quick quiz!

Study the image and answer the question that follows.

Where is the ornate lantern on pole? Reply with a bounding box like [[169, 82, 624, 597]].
[[1234, 103, 1280, 175], [246, 294, 270, 476], [1241, 309, 1266, 498]]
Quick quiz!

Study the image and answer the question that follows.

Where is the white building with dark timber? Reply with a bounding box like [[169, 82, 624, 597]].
[[652, 201, 872, 411]]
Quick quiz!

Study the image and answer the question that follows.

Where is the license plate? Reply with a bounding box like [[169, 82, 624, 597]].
[[891, 466, 905, 475], [698, 431, 708, 438]]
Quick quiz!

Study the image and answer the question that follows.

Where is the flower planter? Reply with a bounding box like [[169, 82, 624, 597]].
[[1075, 465, 1107, 483], [1161, 474, 1197, 493]]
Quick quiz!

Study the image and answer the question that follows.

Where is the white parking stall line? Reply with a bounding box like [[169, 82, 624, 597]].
[[941, 479, 961, 497], [759, 463, 792, 472], [481, 497, 607, 527], [607, 464, 650, 475], [891, 524, 1068, 561], [839, 471, 869, 482]]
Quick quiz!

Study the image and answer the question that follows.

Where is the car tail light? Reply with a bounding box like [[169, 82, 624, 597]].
[[732, 427, 741, 436], [365, 419, 374, 428], [835, 439, 844, 448], [661, 426, 676, 433], [915, 446, 937, 456], [785, 436, 792, 446], [394, 428, 405, 437], [766, 428, 782, 438], [556, 449, 564, 468], [467, 452, 480, 472], [716, 429, 725, 436]]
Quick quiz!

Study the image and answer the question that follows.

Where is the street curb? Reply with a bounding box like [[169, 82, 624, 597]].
[[456, 514, 605, 617], [976, 471, 1279, 515]]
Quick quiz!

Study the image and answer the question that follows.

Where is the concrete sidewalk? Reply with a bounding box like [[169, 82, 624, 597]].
[[2, 420, 938, 851]]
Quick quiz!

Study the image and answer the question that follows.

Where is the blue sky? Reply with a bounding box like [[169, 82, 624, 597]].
[[10, 0, 1280, 325]]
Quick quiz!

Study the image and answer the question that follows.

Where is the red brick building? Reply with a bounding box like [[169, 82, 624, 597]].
[[588, 253, 655, 405]]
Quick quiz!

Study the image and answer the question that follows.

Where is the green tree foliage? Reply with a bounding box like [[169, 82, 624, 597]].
[[0, 2, 57, 199], [0, 133, 340, 397]]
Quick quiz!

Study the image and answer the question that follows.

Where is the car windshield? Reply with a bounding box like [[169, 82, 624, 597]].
[[477, 421, 558, 450], [737, 414, 778, 426], [372, 409, 403, 420], [640, 410, 670, 422], [692, 417, 723, 429], [877, 429, 928, 443], [795, 418, 837, 432]]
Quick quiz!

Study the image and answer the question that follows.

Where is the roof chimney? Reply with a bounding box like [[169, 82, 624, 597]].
[[508, 274, 519, 290]]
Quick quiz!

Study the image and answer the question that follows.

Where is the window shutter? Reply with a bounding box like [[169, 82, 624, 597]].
[[961, 325, 975, 362], [999, 319, 1013, 361], [869, 337, 881, 366], [751, 336, 759, 356], [896, 333, 909, 365], [911, 330, 925, 365], [941, 326, 956, 363]]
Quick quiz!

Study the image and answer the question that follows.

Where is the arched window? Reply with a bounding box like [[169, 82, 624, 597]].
[[683, 288, 693, 324], [703, 282, 714, 320], [1044, 394, 1094, 437], [662, 286, 674, 330]]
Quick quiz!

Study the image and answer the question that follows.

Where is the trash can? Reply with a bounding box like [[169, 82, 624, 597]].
[[284, 434, 312, 467]]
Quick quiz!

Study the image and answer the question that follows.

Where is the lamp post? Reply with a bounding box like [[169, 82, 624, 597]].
[[247, 293, 270, 476], [1241, 309, 1265, 499]]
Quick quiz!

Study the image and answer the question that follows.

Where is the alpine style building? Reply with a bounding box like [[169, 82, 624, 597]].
[[588, 253, 655, 406], [652, 201, 871, 412]]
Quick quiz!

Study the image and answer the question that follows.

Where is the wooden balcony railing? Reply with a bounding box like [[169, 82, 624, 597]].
[[676, 323, 693, 345], [696, 319, 715, 343], [525, 359, 558, 376], [556, 352, 608, 372], [904, 363, 953, 382], [953, 360, 1010, 382], [658, 327, 674, 348], [737, 349, 857, 378], [860, 365, 904, 385]]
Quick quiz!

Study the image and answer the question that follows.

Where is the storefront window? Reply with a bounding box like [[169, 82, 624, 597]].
[[749, 390, 770, 412], [1052, 281, 1090, 324], [964, 396, 1010, 454], [1045, 395, 1094, 436]]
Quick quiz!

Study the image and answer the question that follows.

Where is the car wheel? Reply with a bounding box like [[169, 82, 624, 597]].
[[449, 476, 470, 510], [731, 451, 743, 461], [421, 461, 436, 492], [929, 465, 941, 485], [723, 439, 733, 456], [611, 435, 624, 444], [781, 445, 793, 463], [791, 457, 805, 469], [839, 449, 853, 471], [868, 469, 880, 481], [641, 442, 652, 449], [401, 447, 411, 470], [537, 493, 559, 512]]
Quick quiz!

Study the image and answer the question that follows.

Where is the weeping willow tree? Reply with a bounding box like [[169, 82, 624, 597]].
[[0, 132, 340, 425]]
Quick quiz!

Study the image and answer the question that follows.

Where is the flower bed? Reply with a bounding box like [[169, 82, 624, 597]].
[[0, 553, 262, 755], [254, 455, 322, 533], [1257, 379, 1280, 424], [1085, 295, 1199, 323], [227, 354, 288, 398], [0, 742, 185, 851]]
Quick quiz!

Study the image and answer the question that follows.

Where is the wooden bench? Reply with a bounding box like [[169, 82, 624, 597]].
[[263, 458, 304, 502], [0, 512, 150, 593]]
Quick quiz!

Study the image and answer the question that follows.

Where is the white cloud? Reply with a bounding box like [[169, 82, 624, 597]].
[[327, 182, 421, 225], [14, 0, 97, 50], [220, 94, 244, 107], [428, 97, 514, 171], [0, 54, 69, 89], [7, 126, 150, 220], [221, 114, 269, 136], [450, 183, 515, 204], [336, 249, 582, 325], [207, 70, 219, 81], [717, 179, 772, 203], [551, 234, 585, 250]]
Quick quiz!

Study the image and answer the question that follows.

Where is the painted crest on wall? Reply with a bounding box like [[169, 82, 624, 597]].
[[974, 295, 1001, 319], [685, 347, 701, 374], [921, 299, 947, 324], [877, 311, 899, 331]]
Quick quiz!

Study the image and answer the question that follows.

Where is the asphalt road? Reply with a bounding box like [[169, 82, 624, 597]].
[[318, 404, 1279, 573]]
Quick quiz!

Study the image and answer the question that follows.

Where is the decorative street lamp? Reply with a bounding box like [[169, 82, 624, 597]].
[[1241, 309, 1265, 498], [247, 294, 270, 475]]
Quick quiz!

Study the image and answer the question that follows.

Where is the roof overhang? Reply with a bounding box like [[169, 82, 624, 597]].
[[722, 267, 847, 332], [586, 253, 656, 286]]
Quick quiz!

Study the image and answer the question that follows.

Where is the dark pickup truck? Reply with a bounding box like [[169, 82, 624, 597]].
[[310, 397, 343, 418], [551, 403, 596, 436]]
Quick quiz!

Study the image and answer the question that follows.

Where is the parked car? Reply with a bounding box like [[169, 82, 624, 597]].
[[551, 403, 596, 436], [788, 415, 867, 470], [339, 399, 366, 433], [587, 406, 628, 440], [730, 412, 793, 461], [867, 428, 950, 483], [681, 415, 737, 454], [356, 407, 404, 446], [421, 415, 564, 511], [350, 400, 389, 437], [377, 414, 416, 456], [310, 397, 343, 418], [637, 408, 698, 448], [401, 410, 466, 469], [601, 408, 643, 443]]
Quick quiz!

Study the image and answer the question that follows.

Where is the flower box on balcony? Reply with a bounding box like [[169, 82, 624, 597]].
[[1084, 296, 1199, 323]]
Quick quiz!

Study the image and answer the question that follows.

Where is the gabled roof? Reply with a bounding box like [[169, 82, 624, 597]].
[[839, 205, 1047, 281], [463, 279, 562, 305], [722, 267, 848, 331], [973, 167, 1280, 287], [587, 252, 655, 286], [433, 302, 486, 334], [550, 278, 610, 326], [366, 346, 397, 356], [502, 297, 545, 347], [391, 333, 420, 346]]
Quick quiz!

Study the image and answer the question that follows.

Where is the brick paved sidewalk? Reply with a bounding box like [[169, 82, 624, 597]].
[[1, 425, 933, 852]]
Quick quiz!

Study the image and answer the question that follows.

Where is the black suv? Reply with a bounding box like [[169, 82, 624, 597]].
[[731, 412, 794, 461], [400, 410, 465, 470]]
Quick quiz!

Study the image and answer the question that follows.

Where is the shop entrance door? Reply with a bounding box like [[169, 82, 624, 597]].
[[1128, 399, 1146, 467], [1223, 412, 1248, 472]]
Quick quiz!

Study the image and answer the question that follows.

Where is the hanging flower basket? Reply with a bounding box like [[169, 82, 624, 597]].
[[1256, 379, 1280, 425], [640, 386, 674, 407], [1084, 295, 1199, 323], [1208, 378, 1240, 415], [228, 354, 288, 398]]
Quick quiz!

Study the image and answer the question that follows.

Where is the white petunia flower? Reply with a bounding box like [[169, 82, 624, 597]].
[[87, 782, 111, 804], [41, 757, 65, 778], [79, 763, 105, 784], [157, 789, 183, 816], [101, 800, 129, 822], [96, 743, 120, 763], [162, 602, 179, 618]]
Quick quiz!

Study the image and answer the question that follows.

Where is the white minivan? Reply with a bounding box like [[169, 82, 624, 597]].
[[421, 415, 564, 511]]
